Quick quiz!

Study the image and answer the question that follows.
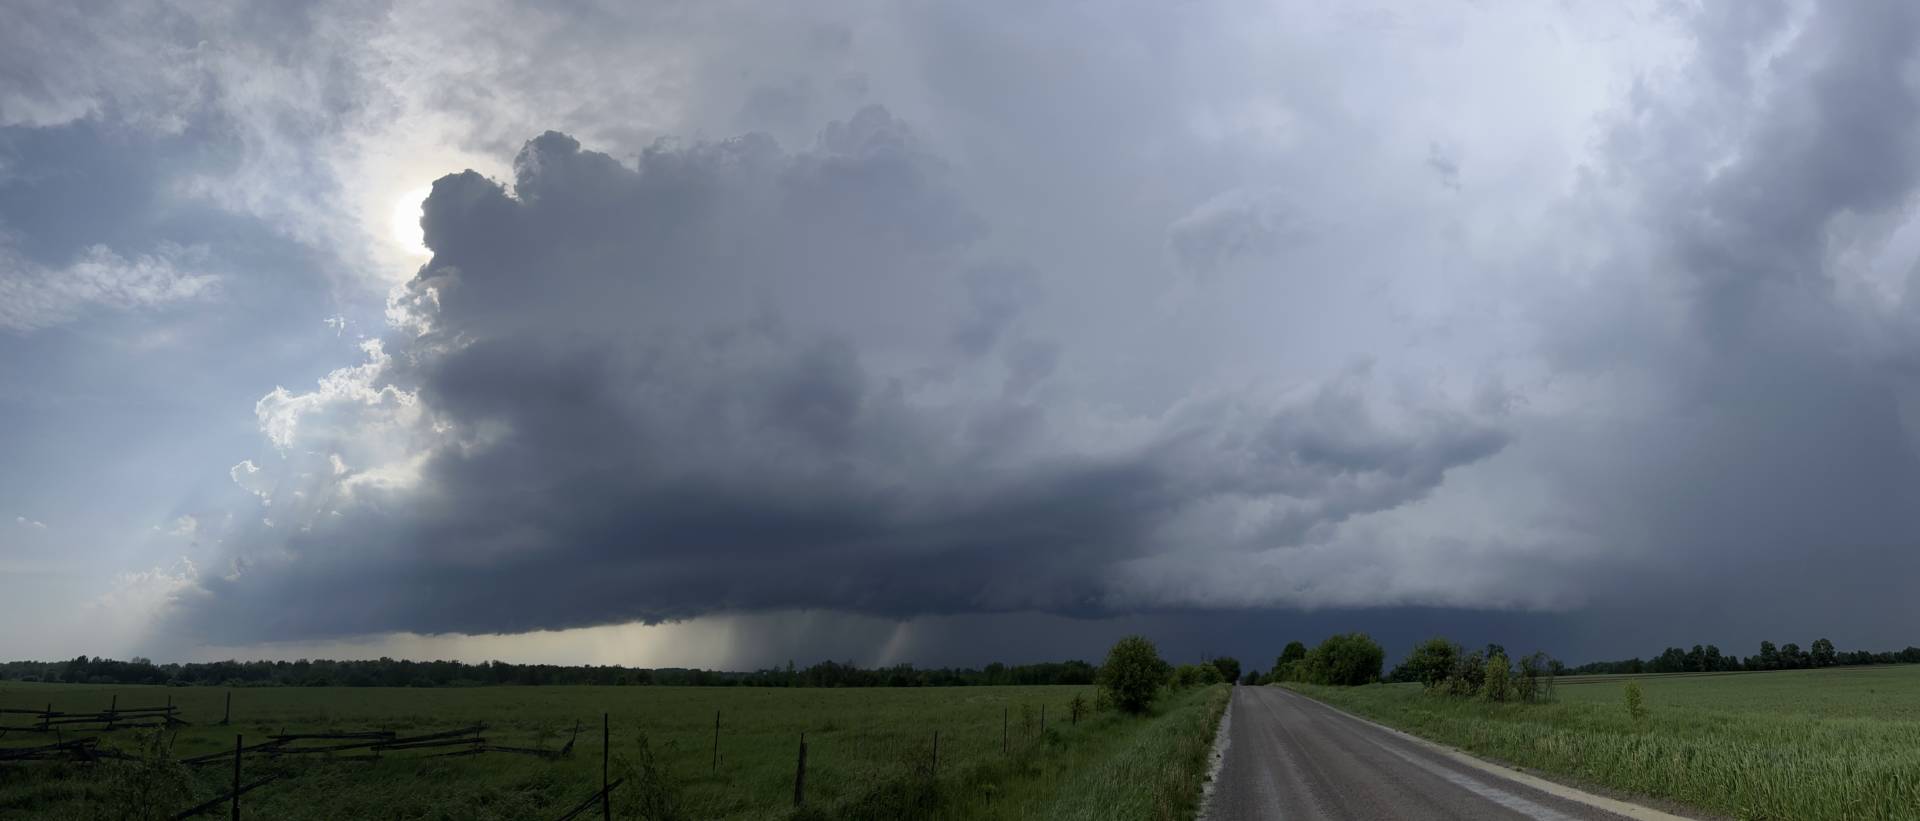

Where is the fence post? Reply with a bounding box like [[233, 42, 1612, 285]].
[[712, 709, 720, 776], [223, 690, 232, 726], [931, 730, 938, 779], [108, 695, 117, 730], [41, 703, 50, 732], [231, 734, 242, 821], [1002, 706, 1008, 754], [601, 713, 610, 821], [793, 732, 807, 807]]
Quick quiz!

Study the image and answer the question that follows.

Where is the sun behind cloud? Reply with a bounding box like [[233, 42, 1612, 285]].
[[388, 185, 433, 258]]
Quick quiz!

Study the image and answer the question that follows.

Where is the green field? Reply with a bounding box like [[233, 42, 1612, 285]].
[[0, 681, 1227, 820], [1285, 665, 1920, 820]]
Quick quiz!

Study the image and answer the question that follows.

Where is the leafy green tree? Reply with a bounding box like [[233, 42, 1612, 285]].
[[1780, 643, 1805, 669], [1210, 656, 1242, 685], [1304, 633, 1385, 686], [1758, 641, 1780, 670], [1100, 635, 1166, 714], [1686, 645, 1707, 673], [1811, 638, 1836, 668], [1274, 641, 1307, 678], [1394, 637, 1460, 687]]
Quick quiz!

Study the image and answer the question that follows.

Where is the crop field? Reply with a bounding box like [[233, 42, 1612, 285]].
[[1286, 664, 1920, 820], [0, 681, 1227, 820]]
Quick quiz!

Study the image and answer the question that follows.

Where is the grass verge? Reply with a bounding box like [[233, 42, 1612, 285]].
[[1283, 665, 1920, 821]]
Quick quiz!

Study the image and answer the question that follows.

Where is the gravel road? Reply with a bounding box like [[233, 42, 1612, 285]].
[[1204, 686, 1693, 821]]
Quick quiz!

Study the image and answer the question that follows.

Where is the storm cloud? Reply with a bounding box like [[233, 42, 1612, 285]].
[[172, 112, 1508, 642], [9, 0, 1920, 666]]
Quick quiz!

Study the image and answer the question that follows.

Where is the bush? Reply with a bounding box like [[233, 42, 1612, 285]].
[[1515, 651, 1555, 703], [1394, 638, 1461, 687], [1174, 663, 1221, 688], [1303, 633, 1385, 686], [1481, 653, 1512, 702], [1624, 680, 1647, 721], [1437, 649, 1487, 696], [98, 730, 192, 821], [1101, 635, 1165, 714]]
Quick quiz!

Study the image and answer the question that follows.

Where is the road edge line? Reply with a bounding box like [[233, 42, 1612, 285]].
[[1275, 687, 1703, 821]]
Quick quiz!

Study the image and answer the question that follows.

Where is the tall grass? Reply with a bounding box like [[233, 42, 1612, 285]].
[[1285, 665, 1920, 821]]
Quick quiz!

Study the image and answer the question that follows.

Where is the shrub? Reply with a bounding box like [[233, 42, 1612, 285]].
[[1438, 649, 1487, 696], [1625, 680, 1647, 721], [1174, 663, 1221, 688], [98, 730, 193, 821], [1515, 651, 1555, 703], [1100, 635, 1166, 714], [1068, 694, 1089, 724], [1481, 653, 1512, 702]]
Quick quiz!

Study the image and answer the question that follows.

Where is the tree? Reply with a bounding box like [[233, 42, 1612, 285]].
[[1211, 656, 1242, 686], [1780, 643, 1805, 669], [1100, 636, 1166, 714], [1304, 633, 1385, 686], [1758, 641, 1780, 671], [1275, 641, 1307, 675], [1393, 638, 1461, 687], [1651, 647, 1688, 673], [1515, 651, 1555, 702], [1811, 638, 1836, 668]]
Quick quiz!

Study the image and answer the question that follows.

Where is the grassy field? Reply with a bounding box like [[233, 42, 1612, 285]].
[[0, 681, 1227, 820], [1285, 665, 1920, 820]]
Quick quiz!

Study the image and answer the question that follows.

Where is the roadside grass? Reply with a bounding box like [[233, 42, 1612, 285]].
[[1, 681, 1227, 820], [1284, 665, 1920, 821]]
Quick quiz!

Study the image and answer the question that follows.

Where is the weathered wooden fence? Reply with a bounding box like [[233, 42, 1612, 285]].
[[2, 691, 1084, 818]]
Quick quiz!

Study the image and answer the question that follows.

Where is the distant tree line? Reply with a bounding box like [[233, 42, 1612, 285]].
[[0, 655, 1099, 689], [1566, 639, 1920, 675]]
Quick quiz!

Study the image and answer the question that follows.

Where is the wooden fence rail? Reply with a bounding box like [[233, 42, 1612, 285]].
[[553, 778, 624, 821]]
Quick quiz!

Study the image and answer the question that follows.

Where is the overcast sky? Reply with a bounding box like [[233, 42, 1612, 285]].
[[4, 0, 1920, 670]]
